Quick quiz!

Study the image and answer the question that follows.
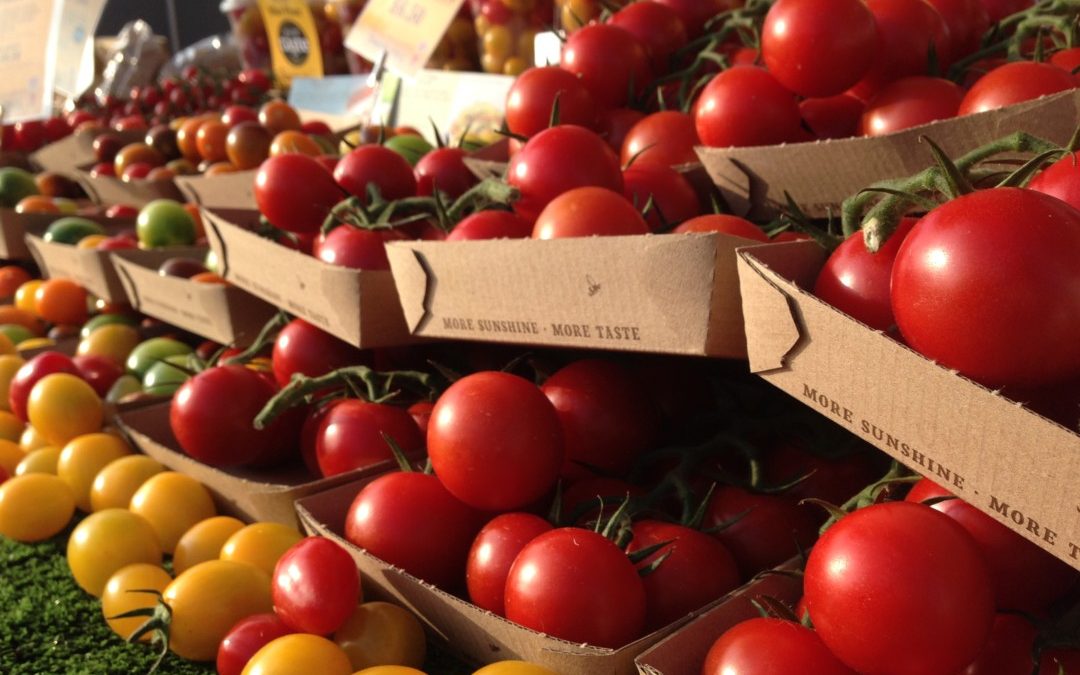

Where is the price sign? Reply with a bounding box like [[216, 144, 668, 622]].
[[52, 0, 107, 97], [0, 0, 61, 122], [345, 0, 466, 79], [257, 0, 324, 87]]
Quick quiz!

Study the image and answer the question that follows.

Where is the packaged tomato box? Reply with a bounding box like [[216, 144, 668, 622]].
[[736, 240, 1080, 571], [73, 167, 184, 207], [0, 210, 125, 261]]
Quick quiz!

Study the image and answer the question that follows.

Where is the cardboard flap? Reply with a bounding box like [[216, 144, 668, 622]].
[[736, 249, 802, 372], [389, 248, 432, 333], [463, 157, 507, 181], [74, 170, 184, 208], [175, 171, 257, 211], [31, 129, 143, 174]]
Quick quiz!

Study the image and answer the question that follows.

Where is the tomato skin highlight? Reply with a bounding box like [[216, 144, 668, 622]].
[[533, 187, 649, 239], [504, 67, 598, 139], [702, 618, 858, 675], [860, 77, 965, 136], [315, 399, 424, 478], [959, 61, 1077, 116], [272, 537, 361, 635]]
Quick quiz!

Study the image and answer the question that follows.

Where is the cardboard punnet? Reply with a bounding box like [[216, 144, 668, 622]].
[[114, 401, 384, 527], [110, 250, 278, 345], [30, 129, 143, 174], [736, 240, 1080, 571], [175, 170, 257, 211], [73, 169, 184, 207], [385, 232, 757, 357], [295, 478, 693, 675], [0, 209, 120, 261], [698, 89, 1080, 220], [202, 209, 415, 349]]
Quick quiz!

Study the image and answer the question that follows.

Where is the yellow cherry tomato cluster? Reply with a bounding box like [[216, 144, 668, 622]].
[[470, 0, 550, 75], [553, 0, 602, 33], [429, 13, 482, 72]]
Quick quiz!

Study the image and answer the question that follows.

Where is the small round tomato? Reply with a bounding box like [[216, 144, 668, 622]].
[[611, 1, 688, 70], [314, 225, 393, 271], [9, 351, 80, 421], [271, 318, 362, 388], [100, 563, 172, 641], [15, 445, 59, 476], [137, 199, 197, 247], [505, 66, 598, 138], [28, 373, 103, 446], [241, 633, 353, 675], [447, 210, 533, 241], [704, 486, 819, 578], [173, 515, 245, 575], [622, 165, 700, 231], [315, 399, 423, 478], [126, 337, 192, 378], [560, 24, 651, 108], [674, 214, 768, 241], [217, 613, 295, 675], [467, 513, 553, 616], [473, 663, 560, 675], [269, 130, 323, 157], [959, 60, 1076, 116], [702, 618, 857, 675], [114, 143, 164, 176], [272, 537, 361, 635], [226, 121, 272, 170], [220, 522, 304, 577], [853, 0, 952, 98], [0, 473, 74, 541], [334, 145, 417, 203], [414, 148, 478, 199], [67, 508, 162, 596], [695, 66, 802, 148], [129, 471, 216, 554], [56, 432, 132, 512], [89, 454, 163, 512], [533, 187, 649, 239], [256, 154, 344, 234], [196, 120, 230, 163], [258, 101, 303, 136], [334, 601, 426, 671], [621, 111, 700, 168], [73, 354, 124, 397], [0, 438, 22, 475]]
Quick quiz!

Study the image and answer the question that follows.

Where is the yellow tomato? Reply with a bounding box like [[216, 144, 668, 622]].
[[164, 560, 273, 661], [0, 473, 74, 542], [0, 332, 14, 355], [67, 508, 162, 596], [353, 667, 427, 674], [472, 662, 561, 675], [0, 409, 25, 441], [89, 454, 163, 512], [220, 522, 303, 577], [19, 425, 48, 452], [172, 515, 244, 576], [57, 432, 132, 512], [76, 235, 108, 250], [129, 472, 216, 554], [335, 602, 426, 671], [77, 324, 142, 366], [0, 438, 24, 474], [14, 445, 59, 475], [242, 634, 353, 675], [0, 354, 24, 412], [16, 337, 55, 352], [100, 563, 172, 641], [14, 280, 43, 315], [27, 373, 103, 445]]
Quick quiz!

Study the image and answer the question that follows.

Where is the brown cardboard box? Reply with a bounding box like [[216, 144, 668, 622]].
[[385, 233, 759, 357], [30, 129, 143, 174], [295, 477, 695, 675], [174, 171, 256, 211], [202, 209, 415, 349], [634, 568, 802, 675], [114, 401, 382, 527], [698, 89, 1080, 219], [110, 250, 278, 345], [0, 210, 135, 261], [74, 169, 184, 207], [736, 241, 1080, 571]]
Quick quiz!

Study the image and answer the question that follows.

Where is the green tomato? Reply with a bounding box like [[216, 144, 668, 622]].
[[44, 217, 106, 245], [384, 134, 434, 167], [0, 324, 34, 345], [136, 200, 196, 248], [0, 167, 38, 208], [125, 337, 192, 378], [141, 354, 193, 397], [80, 313, 138, 339], [105, 374, 143, 403]]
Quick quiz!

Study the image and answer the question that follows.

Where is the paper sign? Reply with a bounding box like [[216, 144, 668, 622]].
[[0, 0, 61, 123], [258, 0, 324, 87], [396, 69, 513, 145], [288, 74, 400, 127], [52, 0, 107, 97], [345, 0, 466, 78], [533, 31, 562, 67]]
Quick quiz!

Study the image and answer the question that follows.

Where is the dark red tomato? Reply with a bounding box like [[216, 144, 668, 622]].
[[300, 120, 333, 137], [272, 537, 360, 635], [507, 125, 623, 221], [622, 165, 699, 230], [220, 105, 258, 127], [428, 371, 563, 512], [413, 148, 477, 199], [906, 478, 1078, 612], [1040, 650, 1080, 675], [541, 359, 659, 476], [960, 613, 1037, 675], [652, 0, 730, 37], [610, 1, 688, 71], [559, 476, 646, 522], [814, 217, 916, 331], [466, 512, 553, 616], [763, 441, 886, 508], [504, 527, 646, 648], [626, 521, 740, 631], [316, 399, 424, 477], [170, 365, 299, 467], [702, 618, 857, 675], [96, 234, 139, 250], [13, 121, 46, 152], [345, 471, 483, 590], [239, 69, 272, 91], [597, 108, 645, 154], [272, 318, 362, 388], [853, 0, 952, 99], [104, 204, 140, 219], [762, 0, 878, 98], [315, 225, 391, 271], [1051, 47, 1080, 83], [1029, 152, 1080, 211], [694, 66, 802, 148], [800, 94, 866, 140], [43, 117, 71, 143], [978, 0, 1033, 22], [504, 67, 598, 138], [334, 145, 417, 203], [9, 352, 80, 422], [704, 486, 819, 578], [73, 354, 124, 398], [673, 214, 768, 242], [560, 24, 651, 108], [300, 400, 336, 476], [446, 210, 533, 241], [406, 400, 433, 436], [532, 187, 649, 239], [861, 76, 964, 136], [927, 0, 990, 58], [804, 502, 994, 675], [255, 154, 343, 234], [90, 162, 116, 178], [891, 188, 1080, 389], [216, 613, 294, 675], [959, 61, 1077, 116], [621, 111, 700, 168]]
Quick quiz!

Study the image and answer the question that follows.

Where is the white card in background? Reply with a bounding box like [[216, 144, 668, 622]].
[[288, 74, 400, 127], [396, 70, 514, 145], [344, 0, 465, 79], [533, 31, 562, 67], [52, 0, 107, 98], [0, 0, 62, 122]]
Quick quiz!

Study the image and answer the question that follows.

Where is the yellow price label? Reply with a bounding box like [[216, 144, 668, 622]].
[[346, 0, 466, 78], [257, 0, 324, 88]]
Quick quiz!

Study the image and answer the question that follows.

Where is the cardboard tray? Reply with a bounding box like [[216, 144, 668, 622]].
[[30, 129, 143, 175], [295, 477, 699, 675], [385, 233, 758, 358], [698, 89, 1080, 219], [203, 209, 415, 349], [73, 169, 184, 207], [110, 249, 278, 346], [175, 170, 257, 211], [736, 240, 1080, 571], [114, 401, 384, 527]]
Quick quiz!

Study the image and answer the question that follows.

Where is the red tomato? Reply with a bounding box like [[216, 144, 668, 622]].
[[271, 319, 363, 388], [597, 108, 645, 154], [673, 214, 768, 242], [216, 613, 294, 675], [621, 111, 700, 168], [1029, 152, 1080, 211], [959, 613, 1037, 675], [406, 401, 433, 436], [466, 513, 553, 616], [532, 187, 649, 239], [1050, 47, 1080, 83], [314, 226, 392, 271], [345, 471, 483, 590], [804, 502, 995, 675], [978, 0, 1033, 22], [959, 61, 1077, 116], [300, 401, 336, 476], [560, 24, 651, 108], [704, 486, 819, 577], [927, 0, 990, 58], [255, 154, 344, 234], [334, 145, 417, 203], [860, 76, 965, 136], [763, 441, 887, 509], [891, 188, 1080, 389], [446, 210, 533, 241], [413, 148, 477, 200], [272, 537, 360, 635], [694, 66, 802, 148], [505, 67, 598, 139], [428, 371, 563, 512], [504, 528, 646, 648], [800, 94, 866, 140], [300, 120, 333, 137], [507, 125, 623, 221], [652, 0, 730, 37], [73, 354, 124, 398], [622, 165, 700, 230], [610, 1, 688, 71], [702, 618, 857, 675], [762, 0, 878, 98], [626, 521, 740, 631], [316, 399, 424, 477], [10, 352, 80, 422], [220, 105, 258, 127]]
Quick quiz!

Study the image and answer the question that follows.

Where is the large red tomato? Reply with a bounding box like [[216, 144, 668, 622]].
[[860, 77, 965, 136], [313, 225, 395, 271], [532, 187, 649, 239], [446, 210, 533, 241], [413, 148, 477, 200], [800, 94, 866, 140], [622, 165, 700, 230], [704, 486, 819, 577], [466, 512, 553, 616], [316, 399, 424, 477], [702, 618, 857, 675], [254, 154, 343, 234], [610, 1, 688, 70], [621, 111, 700, 168], [504, 67, 597, 138], [673, 214, 768, 241], [694, 66, 802, 148], [926, 0, 989, 58], [271, 537, 360, 635], [271, 319, 363, 388], [333, 145, 417, 203], [958, 61, 1077, 116], [560, 24, 651, 108], [853, 0, 952, 99]]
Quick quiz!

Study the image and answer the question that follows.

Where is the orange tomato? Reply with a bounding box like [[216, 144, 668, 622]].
[[204, 162, 239, 176], [177, 115, 217, 162], [0, 305, 42, 334], [259, 101, 302, 136], [190, 272, 227, 285], [14, 282, 43, 315], [76, 235, 108, 250], [183, 204, 205, 240], [0, 267, 32, 299], [269, 130, 322, 157], [114, 143, 164, 176], [196, 121, 230, 163], [14, 196, 60, 215], [34, 279, 88, 326]]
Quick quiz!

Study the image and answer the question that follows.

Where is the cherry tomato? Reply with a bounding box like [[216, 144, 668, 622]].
[[255, 154, 344, 234], [673, 214, 768, 241], [314, 225, 393, 271], [316, 399, 423, 478], [0, 473, 74, 541], [15, 445, 59, 476], [611, 1, 688, 70], [269, 130, 323, 157], [1029, 151, 1080, 210], [196, 120, 230, 163], [100, 563, 172, 641], [959, 61, 1077, 115], [705, 486, 819, 577], [622, 165, 700, 230], [67, 508, 162, 596], [272, 537, 361, 634], [446, 210, 533, 241], [9, 352, 80, 421], [226, 121, 272, 169], [414, 148, 478, 199], [28, 373, 102, 446], [533, 187, 649, 239], [621, 111, 700, 168], [73, 354, 124, 397], [241, 633, 353, 675], [271, 319, 362, 388], [173, 515, 245, 575], [702, 618, 857, 675], [861, 76, 964, 136], [466, 513, 553, 616], [56, 432, 132, 512], [130, 471, 216, 554], [217, 613, 295, 675], [505, 66, 597, 138], [560, 24, 650, 108], [258, 101, 302, 135], [137, 199, 197, 247], [652, 0, 729, 37], [334, 601, 426, 671], [927, 0, 989, 58], [800, 94, 866, 140], [979, 0, 1033, 22], [334, 146, 417, 203], [853, 0, 952, 98], [33, 277, 87, 328], [695, 66, 802, 148]]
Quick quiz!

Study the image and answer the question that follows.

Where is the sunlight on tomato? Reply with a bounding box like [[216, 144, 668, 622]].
[[27, 373, 103, 445], [57, 432, 132, 511], [173, 515, 245, 575], [0, 438, 23, 475], [242, 634, 354, 675], [335, 602, 426, 671], [77, 323, 142, 366], [19, 425, 48, 452], [0, 473, 74, 541], [0, 354, 24, 412], [89, 454, 163, 511], [14, 445, 58, 475], [129, 471, 216, 554], [67, 508, 162, 596], [220, 522, 303, 576], [100, 563, 172, 641], [13, 282, 43, 315]]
